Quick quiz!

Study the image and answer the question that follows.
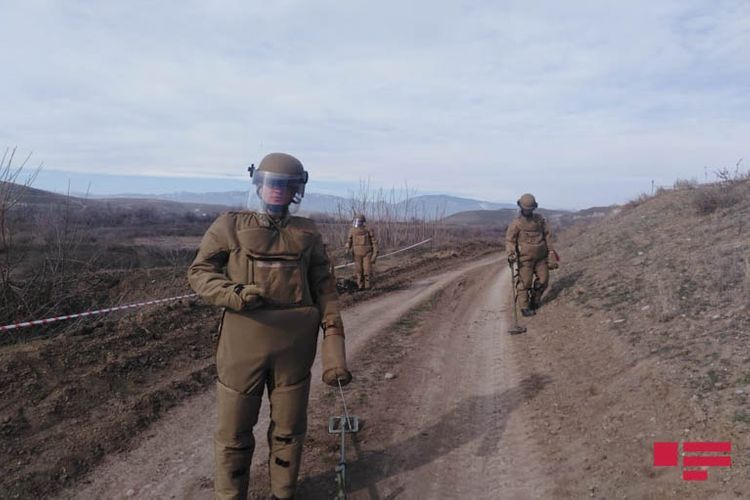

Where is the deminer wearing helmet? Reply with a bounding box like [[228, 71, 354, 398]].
[[345, 212, 379, 290], [505, 193, 556, 317], [188, 153, 351, 499]]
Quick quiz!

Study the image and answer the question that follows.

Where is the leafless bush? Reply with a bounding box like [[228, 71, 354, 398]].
[[692, 186, 741, 215], [714, 158, 748, 184], [319, 179, 449, 254], [624, 192, 652, 209], [0, 149, 112, 337], [1, 148, 41, 309], [673, 178, 698, 190]]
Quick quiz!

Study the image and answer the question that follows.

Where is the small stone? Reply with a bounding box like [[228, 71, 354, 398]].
[[735, 389, 745, 395], [126, 489, 135, 497], [711, 314, 721, 320], [384, 372, 396, 380], [637, 251, 644, 256], [641, 305, 651, 311], [613, 319, 626, 324]]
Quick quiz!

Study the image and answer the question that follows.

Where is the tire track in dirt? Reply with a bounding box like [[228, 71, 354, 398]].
[[64, 255, 502, 499]]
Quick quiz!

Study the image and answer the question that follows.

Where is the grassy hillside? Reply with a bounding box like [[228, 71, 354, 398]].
[[552, 178, 750, 430]]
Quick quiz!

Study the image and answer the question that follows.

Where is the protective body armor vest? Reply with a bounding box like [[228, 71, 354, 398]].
[[347, 227, 375, 257], [189, 211, 342, 331], [506, 213, 550, 262]]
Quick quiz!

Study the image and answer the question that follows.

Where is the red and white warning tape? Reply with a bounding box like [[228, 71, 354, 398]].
[[0, 294, 198, 332], [333, 238, 432, 269], [1, 238, 432, 332]]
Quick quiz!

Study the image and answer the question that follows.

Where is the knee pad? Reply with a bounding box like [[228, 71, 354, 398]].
[[215, 381, 262, 448], [268, 376, 311, 497], [269, 375, 311, 438]]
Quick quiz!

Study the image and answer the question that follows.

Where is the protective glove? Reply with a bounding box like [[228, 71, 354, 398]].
[[235, 284, 264, 310], [507, 252, 517, 264], [321, 329, 352, 386], [548, 249, 560, 270]]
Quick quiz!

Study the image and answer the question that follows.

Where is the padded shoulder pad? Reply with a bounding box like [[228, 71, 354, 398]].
[[288, 216, 320, 234]]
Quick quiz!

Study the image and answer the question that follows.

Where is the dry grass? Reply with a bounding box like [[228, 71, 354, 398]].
[[550, 177, 750, 436], [692, 183, 743, 215]]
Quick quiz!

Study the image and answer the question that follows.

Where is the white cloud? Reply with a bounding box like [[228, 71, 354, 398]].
[[0, 0, 747, 207]]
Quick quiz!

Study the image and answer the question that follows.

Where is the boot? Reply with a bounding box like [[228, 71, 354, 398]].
[[521, 308, 536, 317]]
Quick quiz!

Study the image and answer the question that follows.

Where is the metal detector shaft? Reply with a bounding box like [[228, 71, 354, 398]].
[[329, 378, 359, 500], [507, 260, 527, 334]]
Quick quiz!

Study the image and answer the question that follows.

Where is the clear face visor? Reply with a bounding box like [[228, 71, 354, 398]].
[[247, 170, 306, 216], [353, 218, 364, 227]]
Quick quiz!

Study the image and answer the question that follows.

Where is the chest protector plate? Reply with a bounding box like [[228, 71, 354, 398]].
[[351, 227, 372, 255], [516, 217, 549, 261], [236, 225, 316, 307]]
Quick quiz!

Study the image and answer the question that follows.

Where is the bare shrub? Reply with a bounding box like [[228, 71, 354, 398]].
[[624, 192, 652, 209], [322, 179, 449, 255], [692, 185, 742, 215], [673, 178, 698, 190], [0, 149, 112, 338], [1, 148, 41, 309], [713, 158, 748, 184]]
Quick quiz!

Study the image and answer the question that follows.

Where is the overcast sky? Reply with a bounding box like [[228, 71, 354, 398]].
[[1, 1, 748, 208]]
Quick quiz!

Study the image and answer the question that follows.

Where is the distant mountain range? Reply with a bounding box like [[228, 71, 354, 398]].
[[6, 182, 622, 229], [95, 191, 518, 218]]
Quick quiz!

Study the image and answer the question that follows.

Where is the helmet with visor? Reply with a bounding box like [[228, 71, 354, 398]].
[[247, 153, 308, 216]]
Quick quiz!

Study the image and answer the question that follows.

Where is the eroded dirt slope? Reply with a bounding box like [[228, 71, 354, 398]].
[[510, 179, 750, 498]]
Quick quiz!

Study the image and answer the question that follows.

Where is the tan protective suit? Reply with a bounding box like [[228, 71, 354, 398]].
[[188, 210, 347, 499], [505, 213, 554, 310], [346, 226, 378, 289]]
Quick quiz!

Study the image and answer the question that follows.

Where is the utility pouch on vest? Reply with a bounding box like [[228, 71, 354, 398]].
[[248, 252, 308, 306], [354, 232, 370, 247], [518, 229, 548, 261]]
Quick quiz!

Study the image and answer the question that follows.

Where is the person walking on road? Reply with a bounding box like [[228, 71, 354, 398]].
[[188, 152, 352, 500], [345, 213, 378, 290], [505, 193, 556, 317]]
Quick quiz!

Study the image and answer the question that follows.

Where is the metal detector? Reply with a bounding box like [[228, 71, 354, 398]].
[[328, 379, 359, 499], [507, 260, 527, 335]]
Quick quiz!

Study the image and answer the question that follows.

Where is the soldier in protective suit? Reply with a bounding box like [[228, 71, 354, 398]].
[[505, 193, 555, 317], [188, 153, 352, 500], [345, 213, 378, 290]]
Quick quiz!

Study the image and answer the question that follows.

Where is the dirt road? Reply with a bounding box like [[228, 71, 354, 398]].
[[65, 255, 550, 499]]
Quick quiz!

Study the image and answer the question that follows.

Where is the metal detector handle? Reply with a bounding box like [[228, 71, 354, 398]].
[[507, 260, 527, 334]]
